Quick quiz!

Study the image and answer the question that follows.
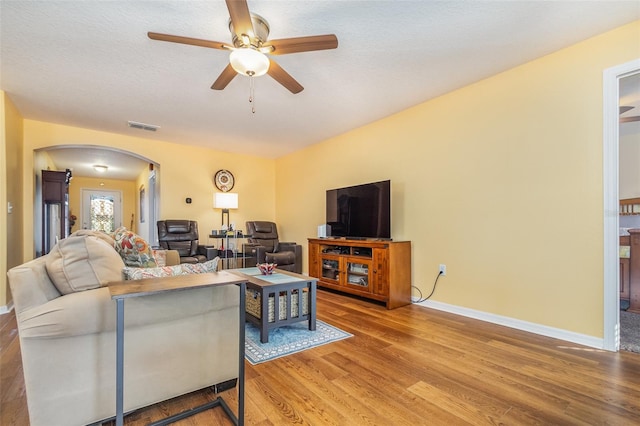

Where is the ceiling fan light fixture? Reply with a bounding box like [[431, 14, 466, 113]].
[[229, 48, 269, 77]]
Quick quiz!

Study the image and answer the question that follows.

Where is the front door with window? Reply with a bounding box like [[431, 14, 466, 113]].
[[81, 189, 123, 232]]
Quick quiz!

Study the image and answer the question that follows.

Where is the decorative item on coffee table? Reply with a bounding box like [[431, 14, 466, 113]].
[[257, 263, 276, 275]]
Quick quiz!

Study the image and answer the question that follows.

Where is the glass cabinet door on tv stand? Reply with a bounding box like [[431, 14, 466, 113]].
[[319, 247, 373, 292]]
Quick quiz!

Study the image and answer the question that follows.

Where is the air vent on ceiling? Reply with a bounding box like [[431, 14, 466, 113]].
[[127, 121, 159, 132]]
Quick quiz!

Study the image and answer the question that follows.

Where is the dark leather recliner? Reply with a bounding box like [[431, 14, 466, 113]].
[[245, 221, 302, 273], [157, 220, 212, 264]]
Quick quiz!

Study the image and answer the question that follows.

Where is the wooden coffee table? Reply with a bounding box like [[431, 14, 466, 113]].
[[231, 268, 317, 343]]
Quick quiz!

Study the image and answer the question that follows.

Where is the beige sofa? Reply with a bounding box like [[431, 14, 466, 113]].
[[7, 231, 239, 426]]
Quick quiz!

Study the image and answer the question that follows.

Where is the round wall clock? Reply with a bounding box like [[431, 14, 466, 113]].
[[214, 169, 235, 192]]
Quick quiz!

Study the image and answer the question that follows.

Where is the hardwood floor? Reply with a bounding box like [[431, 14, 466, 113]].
[[2, 289, 640, 425]]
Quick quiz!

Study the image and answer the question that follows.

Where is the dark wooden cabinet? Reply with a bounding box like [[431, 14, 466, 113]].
[[621, 235, 630, 301], [308, 238, 411, 309], [621, 257, 630, 300], [627, 229, 640, 313], [42, 170, 71, 254]]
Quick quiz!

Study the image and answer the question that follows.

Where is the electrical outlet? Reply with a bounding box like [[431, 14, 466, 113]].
[[439, 264, 446, 276]]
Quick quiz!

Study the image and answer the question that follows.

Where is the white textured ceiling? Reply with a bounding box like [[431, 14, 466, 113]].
[[2, 0, 639, 165]]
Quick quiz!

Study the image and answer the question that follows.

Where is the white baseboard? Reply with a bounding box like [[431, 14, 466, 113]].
[[415, 299, 605, 350], [0, 302, 14, 315]]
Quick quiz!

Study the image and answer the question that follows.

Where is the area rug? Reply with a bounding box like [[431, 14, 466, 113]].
[[245, 320, 353, 365], [620, 311, 640, 354]]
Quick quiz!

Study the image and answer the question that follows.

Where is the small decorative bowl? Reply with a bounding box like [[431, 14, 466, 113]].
[[257, 263, 277, 275]]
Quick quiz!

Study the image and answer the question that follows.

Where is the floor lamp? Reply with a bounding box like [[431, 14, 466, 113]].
[[214, 192, 238, 230]]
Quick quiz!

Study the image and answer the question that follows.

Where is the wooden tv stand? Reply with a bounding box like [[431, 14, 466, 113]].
[[308, 238, 411, 309]]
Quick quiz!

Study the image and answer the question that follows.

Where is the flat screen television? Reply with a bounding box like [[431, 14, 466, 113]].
[[326, 180, 391, 240]]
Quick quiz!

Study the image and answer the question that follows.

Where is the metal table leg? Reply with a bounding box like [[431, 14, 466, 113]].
[[237, 281, 245, 426], [115, 298, 124, 426]]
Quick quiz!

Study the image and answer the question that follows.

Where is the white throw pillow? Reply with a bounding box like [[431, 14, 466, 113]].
[[45, 235, 125, 295]]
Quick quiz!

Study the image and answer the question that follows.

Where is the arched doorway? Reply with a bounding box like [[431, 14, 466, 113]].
[[34, 145, 160, 255]]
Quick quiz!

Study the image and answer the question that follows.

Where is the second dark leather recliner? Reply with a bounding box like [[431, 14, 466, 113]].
[[157, 220, 211, 264], [245, 221, 302, 273]]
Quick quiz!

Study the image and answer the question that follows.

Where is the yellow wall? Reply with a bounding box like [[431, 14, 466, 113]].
[[21, 120, 276, 259], [1, 92, 24, 308], [1, 94, 5, 308], [276, 21, 640, 338], [68, 176, 137, 233], [3, 21, 639, 338]]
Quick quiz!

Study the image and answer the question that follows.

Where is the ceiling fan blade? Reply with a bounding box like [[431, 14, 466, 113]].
[[211, 64, 237, 90], [148, 32, 230, 50], [226, 0, 254, 39], [267, 59, 303, 94], [621, 116, 640, 123], [620, 106, 635, 114], [267, 34, 338, 55]]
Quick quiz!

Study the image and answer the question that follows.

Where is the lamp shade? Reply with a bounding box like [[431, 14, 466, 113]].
[[229, 48, 269, 77], [214, 192, 238, 209]]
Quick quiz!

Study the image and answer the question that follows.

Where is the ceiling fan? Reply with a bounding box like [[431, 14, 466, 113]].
[[148, 0, 338, 95], [620, 106, 640, 123]]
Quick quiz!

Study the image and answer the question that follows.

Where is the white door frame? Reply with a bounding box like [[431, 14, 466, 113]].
[[148, 169, 158, 245], [603, 58, 640, 351]]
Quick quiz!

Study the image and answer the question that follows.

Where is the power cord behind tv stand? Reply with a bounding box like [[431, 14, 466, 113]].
[[413, 271, 443, 303]]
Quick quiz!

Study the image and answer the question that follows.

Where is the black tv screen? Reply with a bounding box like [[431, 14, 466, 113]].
[[326, 180, 391, 239]]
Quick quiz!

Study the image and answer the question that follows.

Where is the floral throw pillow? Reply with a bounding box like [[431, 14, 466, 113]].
[[180, 259, 220, 274], [152, 249, 167, 267], [123, 258, 219, 280], [113, 227, 157, 268]]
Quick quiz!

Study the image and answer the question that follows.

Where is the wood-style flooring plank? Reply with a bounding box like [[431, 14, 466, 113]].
[[2, 289, 640, 425]]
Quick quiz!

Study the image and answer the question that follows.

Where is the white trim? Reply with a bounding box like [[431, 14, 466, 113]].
[[0, 301, 14, 315], [603, 59, 640, 352], [416, 300, 603, 349]]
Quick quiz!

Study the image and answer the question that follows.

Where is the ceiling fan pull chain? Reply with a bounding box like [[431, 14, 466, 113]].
[[249, 74, 256, 113]]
